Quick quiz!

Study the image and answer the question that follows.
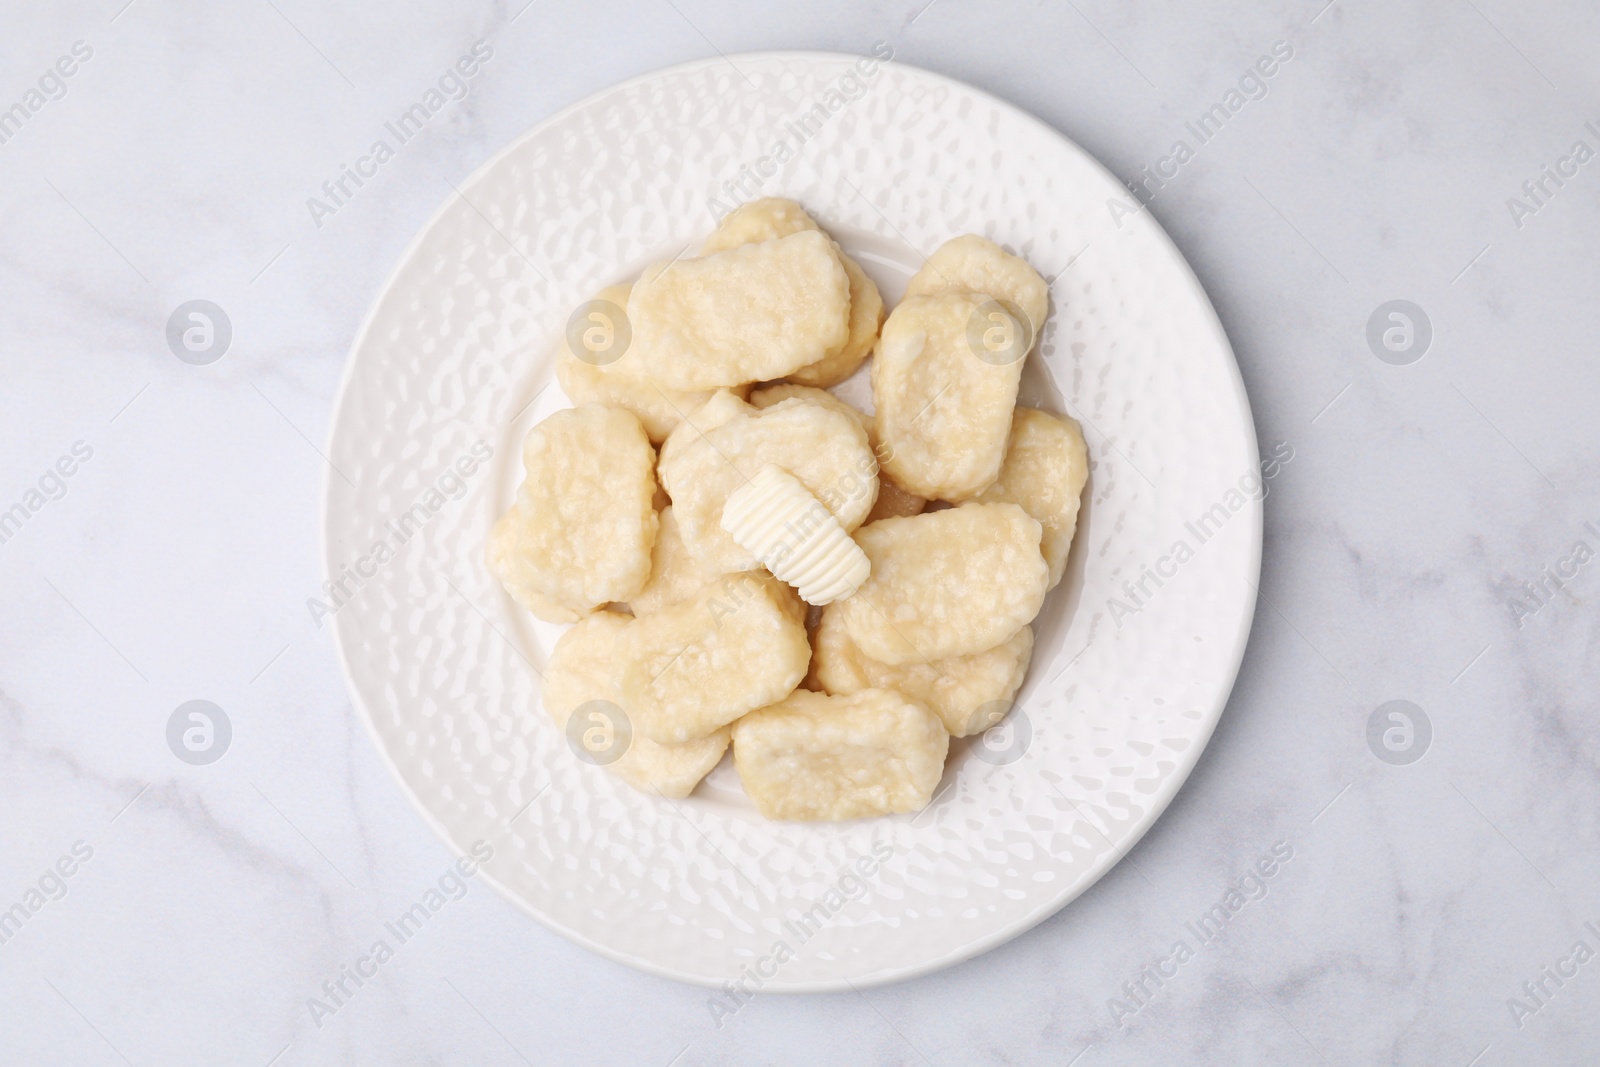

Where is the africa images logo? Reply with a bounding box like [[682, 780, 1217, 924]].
[[705, 42, 894, 223], [1107, 442, 1293, 628], [0, 40, 94, 148], [305, 41, 494, 228], [307, 441, 492, 627]]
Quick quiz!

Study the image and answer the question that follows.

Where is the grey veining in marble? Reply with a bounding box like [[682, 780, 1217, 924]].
[[2, 1, 1597, 1064]]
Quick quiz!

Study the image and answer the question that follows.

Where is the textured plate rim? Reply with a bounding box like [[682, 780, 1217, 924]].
[[321, 49, 1262, 992]]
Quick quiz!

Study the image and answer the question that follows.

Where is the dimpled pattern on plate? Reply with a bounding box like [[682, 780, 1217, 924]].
[[324, 52, 1260, 990]]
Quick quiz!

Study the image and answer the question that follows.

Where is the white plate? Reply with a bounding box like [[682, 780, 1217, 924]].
[[323, 51, 1260, 991]]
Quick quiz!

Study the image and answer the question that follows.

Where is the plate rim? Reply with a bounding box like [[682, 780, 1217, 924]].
[[321, 48, 1263, 992]]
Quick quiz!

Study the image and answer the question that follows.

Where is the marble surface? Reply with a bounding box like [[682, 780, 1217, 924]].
[[2, 1, 1597, 1064]]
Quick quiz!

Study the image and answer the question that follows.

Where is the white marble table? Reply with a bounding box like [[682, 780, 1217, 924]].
[[3, 1, 1597, 1064]]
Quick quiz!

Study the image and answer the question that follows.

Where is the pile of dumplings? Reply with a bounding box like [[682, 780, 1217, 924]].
[[487, 199, 1088, 821]]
